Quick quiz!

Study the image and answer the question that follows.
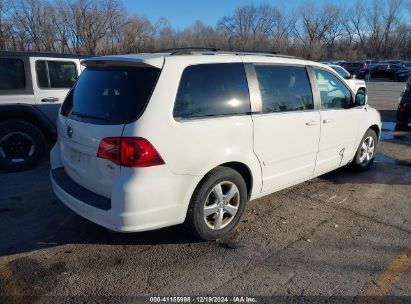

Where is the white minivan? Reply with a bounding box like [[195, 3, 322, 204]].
[[50, 50, 381, 240]]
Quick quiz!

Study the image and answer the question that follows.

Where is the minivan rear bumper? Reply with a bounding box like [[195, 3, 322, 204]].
[[50, 144, 202, 232]]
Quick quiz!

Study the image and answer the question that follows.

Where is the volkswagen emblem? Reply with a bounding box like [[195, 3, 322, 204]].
[[67, 124, 73, 138]]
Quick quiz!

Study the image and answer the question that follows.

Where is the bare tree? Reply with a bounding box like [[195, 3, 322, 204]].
[[0, 0, 12, 49], [0, 0, 409, 60]]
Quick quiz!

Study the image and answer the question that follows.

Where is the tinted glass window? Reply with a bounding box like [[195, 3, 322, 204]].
[[331, 66, 351, 79], [35, 61, 49, 88], [173, 63, 250, 119], [0, 58, 26, 90], [314, 69, 353, 109], [61, 67, 160, 125], [36, 60, 78, 89], [254, 65, 313, 113]]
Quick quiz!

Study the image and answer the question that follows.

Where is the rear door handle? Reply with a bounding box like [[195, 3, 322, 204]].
[[323, 118, 333, 124], [41, 97, 59, 103], [306, 120, 318, 126]]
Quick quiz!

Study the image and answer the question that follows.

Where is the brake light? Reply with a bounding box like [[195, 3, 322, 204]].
[[399, 106, 406, 113], [97, 137, 121, 165], [97, 137, 164, 167]]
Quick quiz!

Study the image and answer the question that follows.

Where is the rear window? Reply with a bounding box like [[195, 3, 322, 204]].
[[173, 63, 250, 120], [0, 58, 26, 90], [61, 67, 160, 124]]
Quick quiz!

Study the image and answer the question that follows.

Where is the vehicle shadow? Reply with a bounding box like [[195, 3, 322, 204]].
[[0, 206, 201, 257]]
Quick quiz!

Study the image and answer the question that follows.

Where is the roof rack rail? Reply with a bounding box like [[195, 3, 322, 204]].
[[151, 48, 294, 58], [212, 51, 295, 58], [153, 47, 220, 55]]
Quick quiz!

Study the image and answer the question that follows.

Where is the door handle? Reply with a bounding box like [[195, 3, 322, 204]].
[[323, 118, 333, 124], [305, 120, 318, 126], [41, 97, 59, 103]]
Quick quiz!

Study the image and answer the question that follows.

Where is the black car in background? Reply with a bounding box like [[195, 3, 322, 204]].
[[397, 75, 411, 128], [393, 62, 411, 82], [341, 62, 364, 76], [356, 63, 404, 80]]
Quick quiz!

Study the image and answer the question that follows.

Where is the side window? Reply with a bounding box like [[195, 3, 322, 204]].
[[314, 69, 353, 109], [35, 60, 78, 89], [35, 61, 49, 88], [173, 63, 250, 119], [254, 65, 314, 113], [0, 58, 26, 90]]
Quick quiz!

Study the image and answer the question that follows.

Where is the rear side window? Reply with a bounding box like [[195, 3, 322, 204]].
[[173, 63, 250, 119], [0, 58, 26, 90], [254, 65, 314, 113], [61, 67, 160, 125], [36, 60, 78, 89]]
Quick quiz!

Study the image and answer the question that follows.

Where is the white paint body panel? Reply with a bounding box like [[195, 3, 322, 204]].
[[252, 111, 320, 192], [50, 53, 381, 233], [29, 57, 82, 125]]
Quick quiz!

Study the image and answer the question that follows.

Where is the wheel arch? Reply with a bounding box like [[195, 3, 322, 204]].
[[0, 104, 56, 143], [219, 161, 253, 200], [369, 124, 381, 140]]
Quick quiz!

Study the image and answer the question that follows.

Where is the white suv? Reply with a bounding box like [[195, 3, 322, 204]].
[[0, 51, 83, 171], [50, 50, 381, 240]]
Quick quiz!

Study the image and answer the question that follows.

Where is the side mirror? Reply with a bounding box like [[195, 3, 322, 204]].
[[355, 92, 367, 106]]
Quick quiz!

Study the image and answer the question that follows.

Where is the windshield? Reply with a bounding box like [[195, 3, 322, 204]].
[[331, 66, 351, 78], [61, 67, 160, 125]]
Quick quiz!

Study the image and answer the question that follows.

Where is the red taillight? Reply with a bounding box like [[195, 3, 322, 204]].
[[97, 137, 164, 167], [97, 137, 121, 165], [399, 106, 406, 113], [120, 137, 164, 167]]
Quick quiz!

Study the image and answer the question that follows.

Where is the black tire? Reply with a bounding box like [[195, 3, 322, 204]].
[[0, 120, 47, 172], [185, 166, 247, 240], [351, 129, 377, 172]]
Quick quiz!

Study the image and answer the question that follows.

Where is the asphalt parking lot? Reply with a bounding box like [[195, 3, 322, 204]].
[[0, 81, 410, 302]]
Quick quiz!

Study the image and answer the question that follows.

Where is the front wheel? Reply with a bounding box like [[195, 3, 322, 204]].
[[351, 129, 377, 172], [185, 167, 247, 240]]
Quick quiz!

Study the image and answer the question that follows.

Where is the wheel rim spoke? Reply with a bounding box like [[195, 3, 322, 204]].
[[214, 210, 224, 230], [204, 204, 219, 216], [213, 184, 224, 202], [224, 204, 238, 216], [225, 184, 238, 202]]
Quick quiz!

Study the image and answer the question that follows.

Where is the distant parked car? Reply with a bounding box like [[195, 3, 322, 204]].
[[379, 60, 405, 66], [341, 62, 364, 76], [0, 51, 83, 171], [329, 65, 366, 94], [356, 63, 403, 80], [397, 75, 411, 128], [393, 68, 411, 82]]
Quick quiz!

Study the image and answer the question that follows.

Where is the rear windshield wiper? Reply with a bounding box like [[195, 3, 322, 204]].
[[71, 111, 110, 122]]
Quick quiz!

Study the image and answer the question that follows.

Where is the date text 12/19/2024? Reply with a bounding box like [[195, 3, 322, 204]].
[[149, 297, 257, 303]]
